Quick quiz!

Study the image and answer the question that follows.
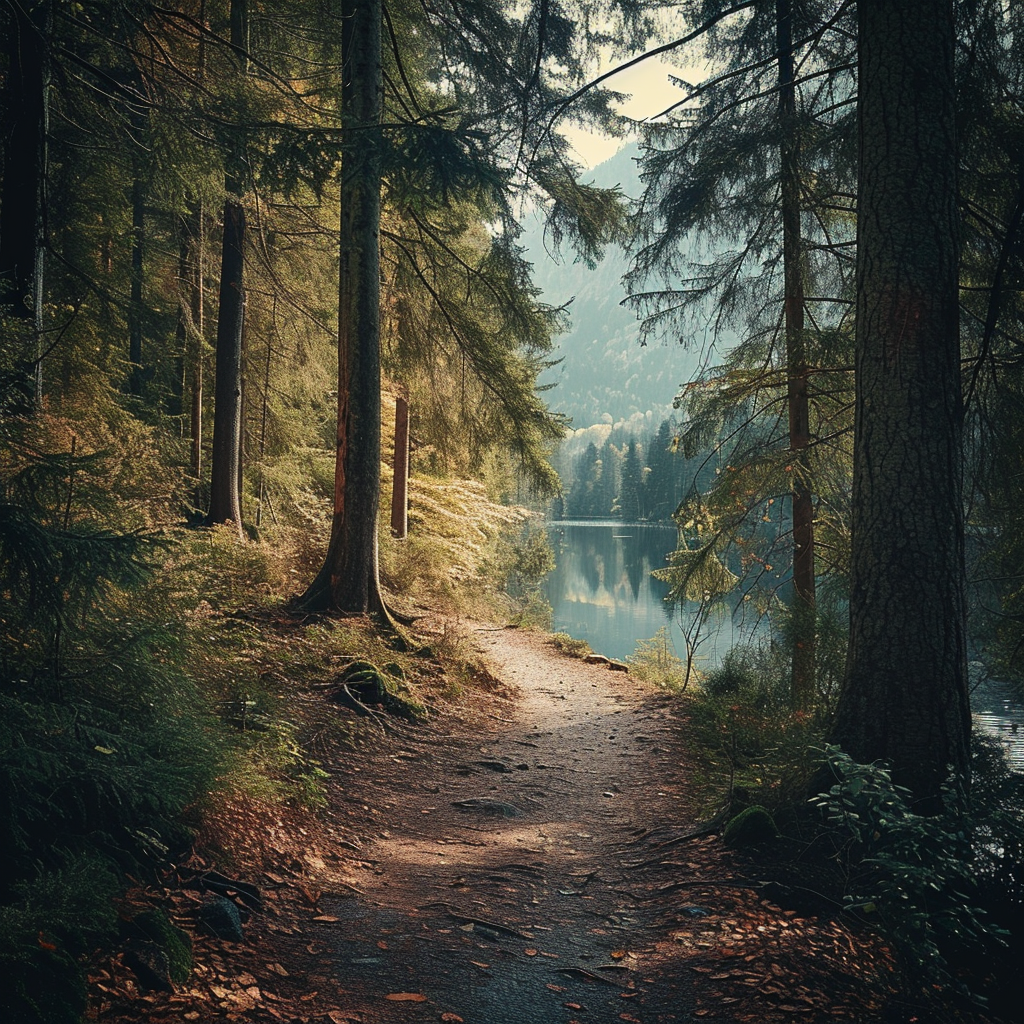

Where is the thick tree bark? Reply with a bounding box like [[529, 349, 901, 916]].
[[830, 0, 969, 807], [0, 0, 49, 409], [298, 0, 385, 613], [206, 0, 247, 531], [777, 0, 815, 706]]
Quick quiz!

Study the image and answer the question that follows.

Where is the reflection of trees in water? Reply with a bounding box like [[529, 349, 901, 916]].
[[581, 539, 604, 594], [545, 523, 687, 659], [625, 534, 645, 599]]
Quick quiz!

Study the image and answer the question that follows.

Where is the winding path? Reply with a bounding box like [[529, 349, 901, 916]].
[[323, 625, 699, 1023]]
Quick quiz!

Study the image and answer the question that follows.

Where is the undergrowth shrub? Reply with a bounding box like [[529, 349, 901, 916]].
[[549, 632, 593, 658], [812, 742, 1023, 1010], [0, 438, 226, 1022], [629, 627, 688, 690], [686, 643, 828, 818], [484, 522, 554, 628], [380, 473, 532, 616]]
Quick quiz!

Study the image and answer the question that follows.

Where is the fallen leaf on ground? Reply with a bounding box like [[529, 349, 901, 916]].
[[469, 961, 490, 969], [314, 915, 340, 922], [385, 992, 428, 1002], [441, 1015, 464, 1022], [524, 948, 538, 956], [546, 984, 566, 993]]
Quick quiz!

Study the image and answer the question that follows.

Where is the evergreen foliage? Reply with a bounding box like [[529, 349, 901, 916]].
[[625, 0, 858, 678], [0, 424, 222, 1021]]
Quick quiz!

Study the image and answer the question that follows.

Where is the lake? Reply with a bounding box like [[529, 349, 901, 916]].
[[543, 519, 1024, 768], [542, 519, 763, 666]]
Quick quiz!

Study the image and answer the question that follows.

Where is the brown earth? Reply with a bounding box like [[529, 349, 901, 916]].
[[88, 620, 906, 1024]]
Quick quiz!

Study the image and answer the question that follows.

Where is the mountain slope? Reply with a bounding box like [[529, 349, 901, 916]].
[[522, 145, 703, 429]]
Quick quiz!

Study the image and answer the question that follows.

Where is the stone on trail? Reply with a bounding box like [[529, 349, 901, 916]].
[[198, 895, 246, 942], [451, 797, 523, 817]]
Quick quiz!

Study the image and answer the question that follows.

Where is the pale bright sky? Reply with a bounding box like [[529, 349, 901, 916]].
[[562, 49, 708, 167]]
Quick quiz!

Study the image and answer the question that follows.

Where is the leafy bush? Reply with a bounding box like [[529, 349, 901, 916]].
[[486, 523, 555, 627], [812, 744, 1018, 1006], [629, 627, 688, 690], [549, 632, 593, 659]]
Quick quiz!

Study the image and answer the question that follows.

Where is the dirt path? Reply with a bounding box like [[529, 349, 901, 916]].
[[91, 622, 897, 1024], [322, 624, 699, 1024]]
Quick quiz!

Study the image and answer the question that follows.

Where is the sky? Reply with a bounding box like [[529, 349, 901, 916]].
[[561, 46, 709, 168]]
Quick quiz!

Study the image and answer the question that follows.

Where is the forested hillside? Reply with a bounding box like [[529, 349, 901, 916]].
[[521, 145, 704, 428]]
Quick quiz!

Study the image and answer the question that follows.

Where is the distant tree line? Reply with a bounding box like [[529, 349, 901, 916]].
[[553, 418, 714, 522]]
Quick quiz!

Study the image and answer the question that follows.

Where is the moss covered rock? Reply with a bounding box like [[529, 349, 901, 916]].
[[723, 805, 780, 847], [131, 909, 193, 984]]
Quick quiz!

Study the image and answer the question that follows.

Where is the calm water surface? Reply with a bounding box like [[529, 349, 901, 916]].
[[542, 520, 762, 666], [544, 520, 1024, 767]]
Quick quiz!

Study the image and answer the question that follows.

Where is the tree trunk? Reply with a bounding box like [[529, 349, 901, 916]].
[[128, 109, 146, 396], [207, 197, 245, 529], [172, 204, 205, 478], [206, 0, 247, 532], [298, 0, 385, 613], [830, 0, 969, 808], [776, 0, 816, 708], [0, 0, 49, 409], [391, 396, 410, 539]]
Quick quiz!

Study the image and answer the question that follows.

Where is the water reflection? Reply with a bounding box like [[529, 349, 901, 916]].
[[545, 522, 1024, 768], [543, 520, 760, 665], [972, 674, 1024, 771]]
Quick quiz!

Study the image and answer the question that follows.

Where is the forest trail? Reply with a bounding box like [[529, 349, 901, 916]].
[[318, 623, 699, 1024], [92, 622, 894, 1024]]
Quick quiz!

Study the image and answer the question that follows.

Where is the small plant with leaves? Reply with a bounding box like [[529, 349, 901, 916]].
[[812, 746, 1010, 1005], [629, 627, 688, 690], [685, 643, 826, 818]]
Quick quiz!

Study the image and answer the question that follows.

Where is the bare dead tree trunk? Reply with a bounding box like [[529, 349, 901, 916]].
[[391, 396, 410, 539]]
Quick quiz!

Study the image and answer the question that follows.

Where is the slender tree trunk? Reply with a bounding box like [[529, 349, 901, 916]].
[[207, 197, 245, 529], [776, 0, 816, 707], [206, 0, 247, 532], [298, 0, 385, 613], [190, 207, 206, 479], [830, 0, 969, 808], [172, 205, 205, 475], [187, 1, 207, 477], [0, 0, 49, 410], [128, 108, 147, 396], [391, 396, 410, 539]]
